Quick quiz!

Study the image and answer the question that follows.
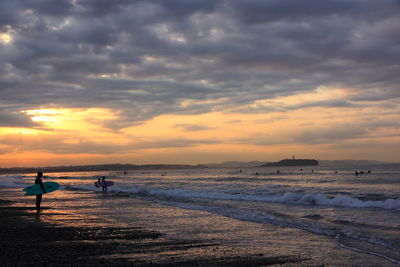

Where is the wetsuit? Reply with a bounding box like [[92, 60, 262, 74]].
[[35, 176, 46, 211]]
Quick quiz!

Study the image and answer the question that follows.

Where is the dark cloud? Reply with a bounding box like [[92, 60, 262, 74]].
[[175, 124, 212, 131], [234, 99, 358, 114], [226, 0, 399, 24], [76, 0, 133, 16], [236, 126, 367, 146], [130, 138, 219, 150], [240, 117, 400, 147], [0, 133, 129, 154], [0, 0, 399, 129], [0, 1, 20, 30], [288, 100, 356, 110], [0, 133, 219, 154], [293, 126, 368, 145], [24, 0, 73, 16], [0, 111, 40, 127]]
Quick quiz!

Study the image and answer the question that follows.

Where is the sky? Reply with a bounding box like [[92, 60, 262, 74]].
[[0, 0, 399, 167]]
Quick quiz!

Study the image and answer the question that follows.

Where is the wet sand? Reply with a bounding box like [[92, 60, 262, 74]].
[[0, 199, 309, 266]]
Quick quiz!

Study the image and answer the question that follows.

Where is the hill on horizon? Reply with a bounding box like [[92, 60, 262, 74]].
[[1, 160, 398, 174]]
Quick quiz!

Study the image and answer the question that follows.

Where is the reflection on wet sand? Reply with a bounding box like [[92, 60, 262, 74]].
[[0, 194, 306, 266]]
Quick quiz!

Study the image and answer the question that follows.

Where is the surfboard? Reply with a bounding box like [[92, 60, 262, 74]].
[[23, 182, 60, 196], [94, 181, 114, 188]]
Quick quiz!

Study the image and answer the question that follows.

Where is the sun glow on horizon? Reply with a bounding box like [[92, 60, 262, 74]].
[[0, 96, 399, 168], [25, 109, 60, 123], [22, 108, 120, 131]]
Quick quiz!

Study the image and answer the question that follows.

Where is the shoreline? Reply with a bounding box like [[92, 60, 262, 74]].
[[0, 199, 307, 266]]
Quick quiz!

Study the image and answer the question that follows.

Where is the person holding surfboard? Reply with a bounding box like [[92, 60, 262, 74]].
[[94, 177, 114, 191], [35, 172, 46, 213], [101, 176, 108, 192]]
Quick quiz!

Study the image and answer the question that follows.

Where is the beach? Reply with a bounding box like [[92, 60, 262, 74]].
[[0, 198, 305, 266]]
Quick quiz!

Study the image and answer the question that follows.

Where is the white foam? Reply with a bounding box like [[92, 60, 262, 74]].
[[131, 188, 400, 210], [60, 181, 400, 211], [0, 175, 29, 188]]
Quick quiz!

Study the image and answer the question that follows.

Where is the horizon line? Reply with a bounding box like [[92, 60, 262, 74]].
[[1, 159, 399, 170]]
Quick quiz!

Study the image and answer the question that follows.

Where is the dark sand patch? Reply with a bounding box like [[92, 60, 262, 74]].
[[0, 201, 310, 266]]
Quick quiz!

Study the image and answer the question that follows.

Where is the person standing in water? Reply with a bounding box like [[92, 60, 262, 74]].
[[35, 172, 46, 213], [101, 176, 108, 192]]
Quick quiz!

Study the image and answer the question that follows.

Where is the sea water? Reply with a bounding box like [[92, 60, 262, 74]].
[[1, 162, 399, 266]]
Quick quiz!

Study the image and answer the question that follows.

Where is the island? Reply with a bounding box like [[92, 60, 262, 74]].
[[261, 158, 319, 167]]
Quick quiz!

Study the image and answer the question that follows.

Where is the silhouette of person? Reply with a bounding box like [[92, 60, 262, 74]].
[[35, 172, 46, 213], [94, 178, 101, 188], [101, 176, 107, 192]]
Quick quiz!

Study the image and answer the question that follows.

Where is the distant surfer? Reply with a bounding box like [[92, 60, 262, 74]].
[[101, 176, 107, 192], [35, 172, 46, 213]]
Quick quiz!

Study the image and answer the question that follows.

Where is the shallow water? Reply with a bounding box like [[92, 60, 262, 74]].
[[1, 163, 399, 266]]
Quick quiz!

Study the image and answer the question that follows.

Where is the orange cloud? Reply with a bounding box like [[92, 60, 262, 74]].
[[0, 97, 399, 167]]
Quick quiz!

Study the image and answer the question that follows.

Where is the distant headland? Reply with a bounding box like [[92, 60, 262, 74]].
[[2, 159, 398, 174], [261, 158, 319, 167], [0, 164, 206, 174]]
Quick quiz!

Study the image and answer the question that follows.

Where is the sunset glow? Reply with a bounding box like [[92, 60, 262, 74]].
[[0, 1, 399, 167]]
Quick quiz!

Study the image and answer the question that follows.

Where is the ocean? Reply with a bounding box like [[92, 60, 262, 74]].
[[1, 162, 399, 266]]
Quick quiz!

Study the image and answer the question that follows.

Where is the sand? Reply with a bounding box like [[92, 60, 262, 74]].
[[0, 199, 310, 266]]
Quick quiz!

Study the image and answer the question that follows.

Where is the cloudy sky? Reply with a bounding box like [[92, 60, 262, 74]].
[[0, 0, 399, 167]]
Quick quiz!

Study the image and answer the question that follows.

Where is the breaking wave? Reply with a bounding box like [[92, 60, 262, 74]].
[[60, 184, 400, 211]]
